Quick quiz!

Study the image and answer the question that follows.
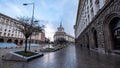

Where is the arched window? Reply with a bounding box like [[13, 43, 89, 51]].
[[92, 28, 98, 48], [14, 39, 18, 44], [110, 18, 120, 50], [93, 30, 98, 48], [86, 33, 90, 48], [20, 40, 23, 45], [7, 39, 12, 43], [0, 38, 4, 42]]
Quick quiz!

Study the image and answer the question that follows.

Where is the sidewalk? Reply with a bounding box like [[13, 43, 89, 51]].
[[0, 45, 120, 68], [0, 45, 46, 58]]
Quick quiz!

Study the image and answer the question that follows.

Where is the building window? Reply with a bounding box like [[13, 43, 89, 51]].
[[95, 0, 100, 11], [95, 0, 99, 4], [88, 15, 90, 21], [90, 0, 92, 7], [91, 8, 94, 17], [9, 30, 11, 32], [4, 29, 7, 31], [8, 33, 10, 36], [11, 34, 14, 37], [4, 33, 6, 36], [87, 6, 89, 13], [6, 19, 9, 25], [12, 30, 14, 33]]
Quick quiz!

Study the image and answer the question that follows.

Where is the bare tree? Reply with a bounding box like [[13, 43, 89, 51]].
[[15, 17, 44, 52]]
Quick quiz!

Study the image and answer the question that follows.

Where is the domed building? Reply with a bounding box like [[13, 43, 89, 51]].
[[54, 23, 74, 43]]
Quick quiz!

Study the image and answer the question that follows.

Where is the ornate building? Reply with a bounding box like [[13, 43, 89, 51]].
[[75, 0, 120, 54], [0, 13, 45, 46], [54, 23, 74, 43]]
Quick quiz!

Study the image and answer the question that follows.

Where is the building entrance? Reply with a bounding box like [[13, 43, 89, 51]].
[[110, 18, 120, 50]]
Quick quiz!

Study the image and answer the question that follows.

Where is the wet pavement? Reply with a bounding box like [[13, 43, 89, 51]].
[[0, 45, 120, 68]]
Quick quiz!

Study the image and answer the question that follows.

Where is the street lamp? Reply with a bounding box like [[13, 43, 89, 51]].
[[23, 3, 35, 24], [23, 3, 35, 51]]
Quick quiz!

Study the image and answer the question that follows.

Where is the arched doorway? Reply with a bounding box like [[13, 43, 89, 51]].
[[0, 38, 4, 42], [82, 35, 85, 47], [93, 30, 98, 48], [86, 33, 90, 49], [14, 39, 18, 45], [35, 40, 38, 44], [110, 18, 120, 50], [20, 40, 23, 45], [7, 39, 12, 43], [80, 44, 83, 48]]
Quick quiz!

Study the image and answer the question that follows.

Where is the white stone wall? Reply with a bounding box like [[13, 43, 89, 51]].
[[0, 16, 24, 38], [31, 33, 41, 40], [54, 33, 74, 42], [0, 14, 42, 41], [65, 34, 74, 42]]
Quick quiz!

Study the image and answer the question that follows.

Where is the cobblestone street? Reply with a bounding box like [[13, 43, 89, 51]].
[[0, 45, 120, 68]]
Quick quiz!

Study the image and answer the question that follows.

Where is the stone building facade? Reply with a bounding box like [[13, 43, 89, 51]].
[[75, 0, 120, 54], [54, 23, 74, 43], [0, 13, 45, 46]]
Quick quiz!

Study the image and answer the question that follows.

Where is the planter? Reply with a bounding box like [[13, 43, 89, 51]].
[[2, 50, 44, 62]]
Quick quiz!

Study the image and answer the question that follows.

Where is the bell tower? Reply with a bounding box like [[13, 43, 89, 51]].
[[58, 22, 64, 32]]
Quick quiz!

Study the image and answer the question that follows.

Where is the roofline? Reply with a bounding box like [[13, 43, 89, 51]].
[[0, 13, 19, 22]]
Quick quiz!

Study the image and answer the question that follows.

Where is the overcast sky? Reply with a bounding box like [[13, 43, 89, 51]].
[[0, 0, 78, 41]]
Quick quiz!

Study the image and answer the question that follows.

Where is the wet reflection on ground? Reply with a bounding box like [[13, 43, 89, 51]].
[[0, 45, 120, 68], [75, 47, 120, 68]]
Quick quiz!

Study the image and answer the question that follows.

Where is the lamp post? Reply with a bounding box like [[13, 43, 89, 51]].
[[23, 3, 35, 51]]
